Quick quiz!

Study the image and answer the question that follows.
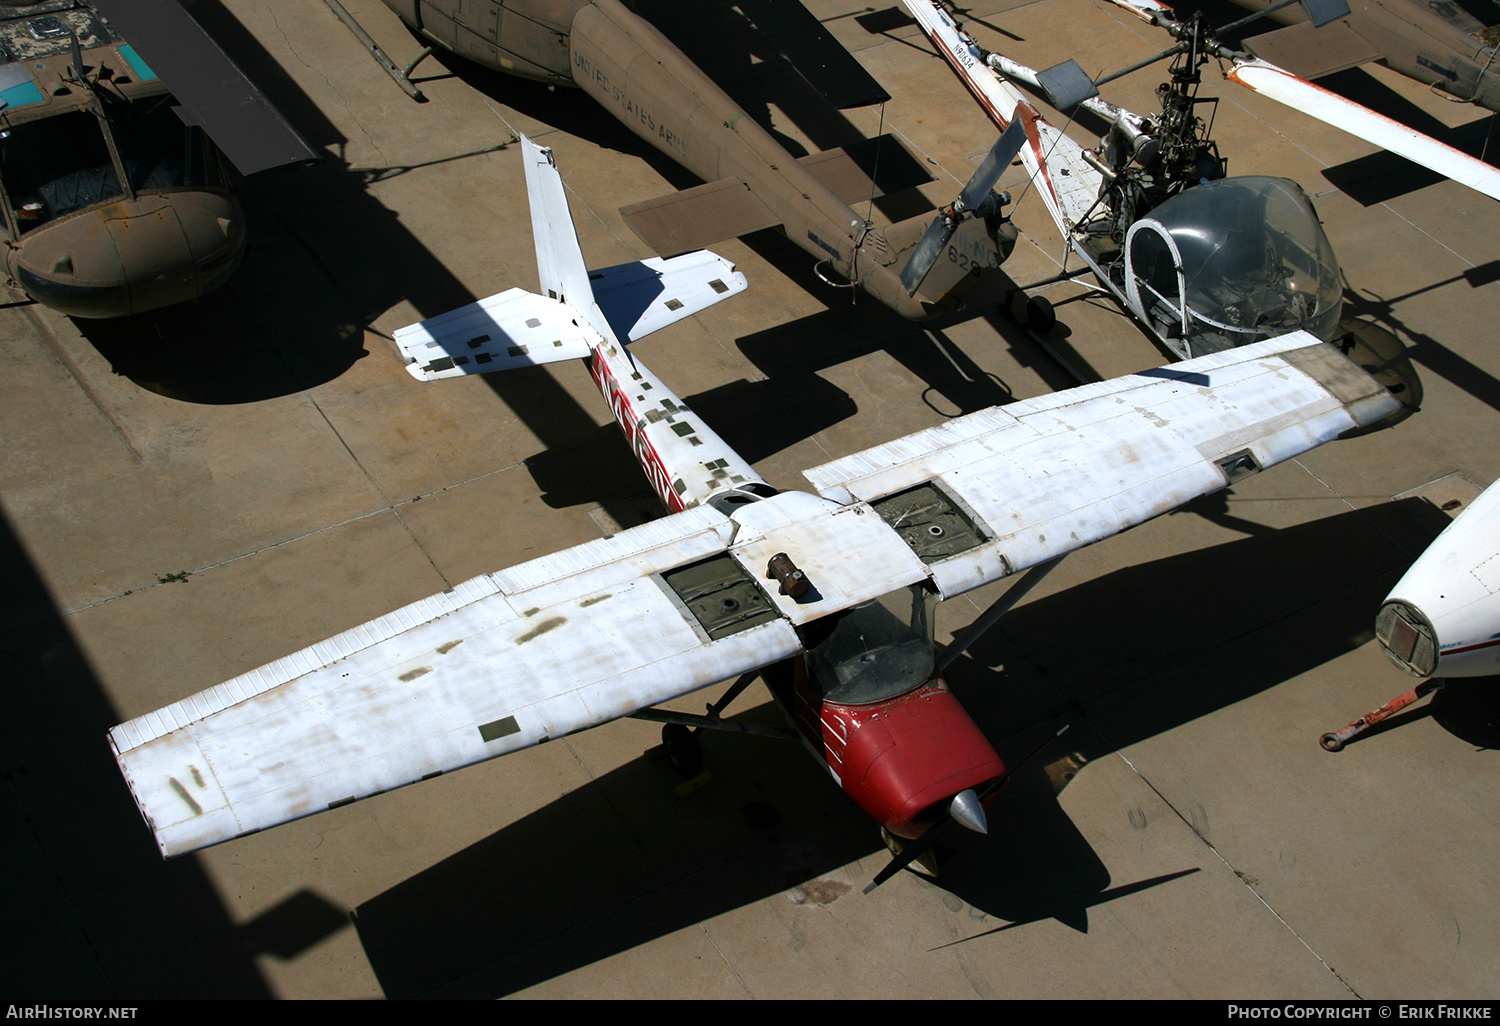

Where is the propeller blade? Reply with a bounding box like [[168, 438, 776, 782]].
[[1227, 57, 1500, 202], [900, 118, 1028, 296]]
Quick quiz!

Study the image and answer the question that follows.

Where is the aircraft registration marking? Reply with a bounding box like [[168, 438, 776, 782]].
[[589, 351, 684, 512]]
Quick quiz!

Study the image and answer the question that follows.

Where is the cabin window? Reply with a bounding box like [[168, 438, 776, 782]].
[[0, 110, 119, 231], [108, 96, 210, 192]]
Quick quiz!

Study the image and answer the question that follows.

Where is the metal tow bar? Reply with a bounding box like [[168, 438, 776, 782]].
[[1320, 678, 1445, 752]]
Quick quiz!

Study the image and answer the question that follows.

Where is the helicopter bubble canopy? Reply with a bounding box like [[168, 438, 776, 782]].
[[1125, 176, 1343, 350]]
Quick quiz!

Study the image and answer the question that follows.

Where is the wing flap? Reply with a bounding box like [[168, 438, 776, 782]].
[[110, 506, 804, 857], [804, 332, 1399, 599], [620, 178, 780, 257]]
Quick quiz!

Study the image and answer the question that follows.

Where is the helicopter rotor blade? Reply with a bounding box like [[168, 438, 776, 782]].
[[1227, 57, 1500, 202], [1097, 0, 1500, 201], [900, 118, 1028, 296]]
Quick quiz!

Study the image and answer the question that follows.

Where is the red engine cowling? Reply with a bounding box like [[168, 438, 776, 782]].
[[797, 672, 1004, 840]]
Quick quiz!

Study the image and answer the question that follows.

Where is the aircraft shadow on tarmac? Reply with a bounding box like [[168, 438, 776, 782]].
[[0, 500, 345, 999], [350, 496, 1499, 997]]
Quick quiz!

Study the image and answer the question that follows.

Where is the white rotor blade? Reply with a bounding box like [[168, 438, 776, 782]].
[[1229, 58, 1500, 202], [1102, 0, 1175, 21]]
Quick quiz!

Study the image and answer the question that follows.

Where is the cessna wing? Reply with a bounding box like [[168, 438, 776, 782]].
[[111, 327, 1396, 858]]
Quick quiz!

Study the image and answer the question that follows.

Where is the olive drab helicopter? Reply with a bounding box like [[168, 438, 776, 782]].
[[109, 135, 1398, 892], [904, 0, 1500, 363], [0, 1, 315, 318], [330, 0, 1025, 320]]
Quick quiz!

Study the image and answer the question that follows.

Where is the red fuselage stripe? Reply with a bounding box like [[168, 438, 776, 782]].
[[588, 353, 686, 512]]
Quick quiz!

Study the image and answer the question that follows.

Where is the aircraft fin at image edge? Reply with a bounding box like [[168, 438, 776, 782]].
[[109, 326, 1398, 858], [92, 0, 318, 175]]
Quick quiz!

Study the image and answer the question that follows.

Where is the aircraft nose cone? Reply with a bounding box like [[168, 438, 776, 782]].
[[949, 788, 987, 835]]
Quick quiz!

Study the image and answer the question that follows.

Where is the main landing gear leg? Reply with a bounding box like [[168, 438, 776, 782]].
[[628, 672, 798, 780]]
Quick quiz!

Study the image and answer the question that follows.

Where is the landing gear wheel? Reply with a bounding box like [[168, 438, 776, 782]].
[[662, 722, 703, 779], [1025, 295, 1056, 334]]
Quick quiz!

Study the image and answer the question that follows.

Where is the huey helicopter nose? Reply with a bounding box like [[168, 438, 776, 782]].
[[9, 192, 245, 318], [948, 788, 988, 835]]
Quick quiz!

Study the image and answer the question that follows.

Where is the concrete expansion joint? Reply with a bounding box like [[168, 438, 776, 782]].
[[1112, 751, 1361, 998]]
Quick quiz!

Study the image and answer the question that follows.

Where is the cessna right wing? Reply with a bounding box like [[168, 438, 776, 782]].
[[111, 328, 1396, 858]]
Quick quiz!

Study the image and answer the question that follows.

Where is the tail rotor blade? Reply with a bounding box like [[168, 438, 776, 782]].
[[900, 118, 1028, 296], [899, 214, 959, 295], [959, 118, 1029, 211]]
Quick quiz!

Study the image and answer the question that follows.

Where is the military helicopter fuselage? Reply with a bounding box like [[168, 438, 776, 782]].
[[0, 2, 246, 318], [380, 0, 1016, 319]]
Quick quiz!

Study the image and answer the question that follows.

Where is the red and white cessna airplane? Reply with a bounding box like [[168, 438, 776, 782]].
[[110, 136, 1398, 888]]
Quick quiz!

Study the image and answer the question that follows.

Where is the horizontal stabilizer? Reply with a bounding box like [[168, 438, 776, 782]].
[[394, 250, 747, 378], [1244, 20, 1383, 80], [394, 289, 594, 379], [797, 133, 935, 205], [621, 178, 780, 257], [591, 251, 748, 342]]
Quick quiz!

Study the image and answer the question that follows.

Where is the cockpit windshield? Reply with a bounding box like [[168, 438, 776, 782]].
[[805, 584, 937, 705], [0, 110, 122, 230], [1130, 176, 1343, 343]]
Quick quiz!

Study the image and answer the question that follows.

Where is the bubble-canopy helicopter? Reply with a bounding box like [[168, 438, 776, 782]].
[[904, 0, 1499, 363]]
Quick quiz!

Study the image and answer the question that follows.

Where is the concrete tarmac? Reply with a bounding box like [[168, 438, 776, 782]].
[[3, 0, 1499, 1000]]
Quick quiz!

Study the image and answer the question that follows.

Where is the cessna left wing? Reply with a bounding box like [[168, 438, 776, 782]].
[[111, 138, 1400, 860]]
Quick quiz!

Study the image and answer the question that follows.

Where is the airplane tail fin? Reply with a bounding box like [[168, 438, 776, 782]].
[[395, 135, 747, 381], [520, 135, 610, 338]]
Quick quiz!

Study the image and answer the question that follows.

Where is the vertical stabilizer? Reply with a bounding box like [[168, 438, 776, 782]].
[[521, 136, 612, 338]]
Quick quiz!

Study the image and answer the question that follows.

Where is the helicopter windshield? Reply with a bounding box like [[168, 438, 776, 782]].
[[805, 584, 937, 705], [1128, 176, 1343, 345]]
